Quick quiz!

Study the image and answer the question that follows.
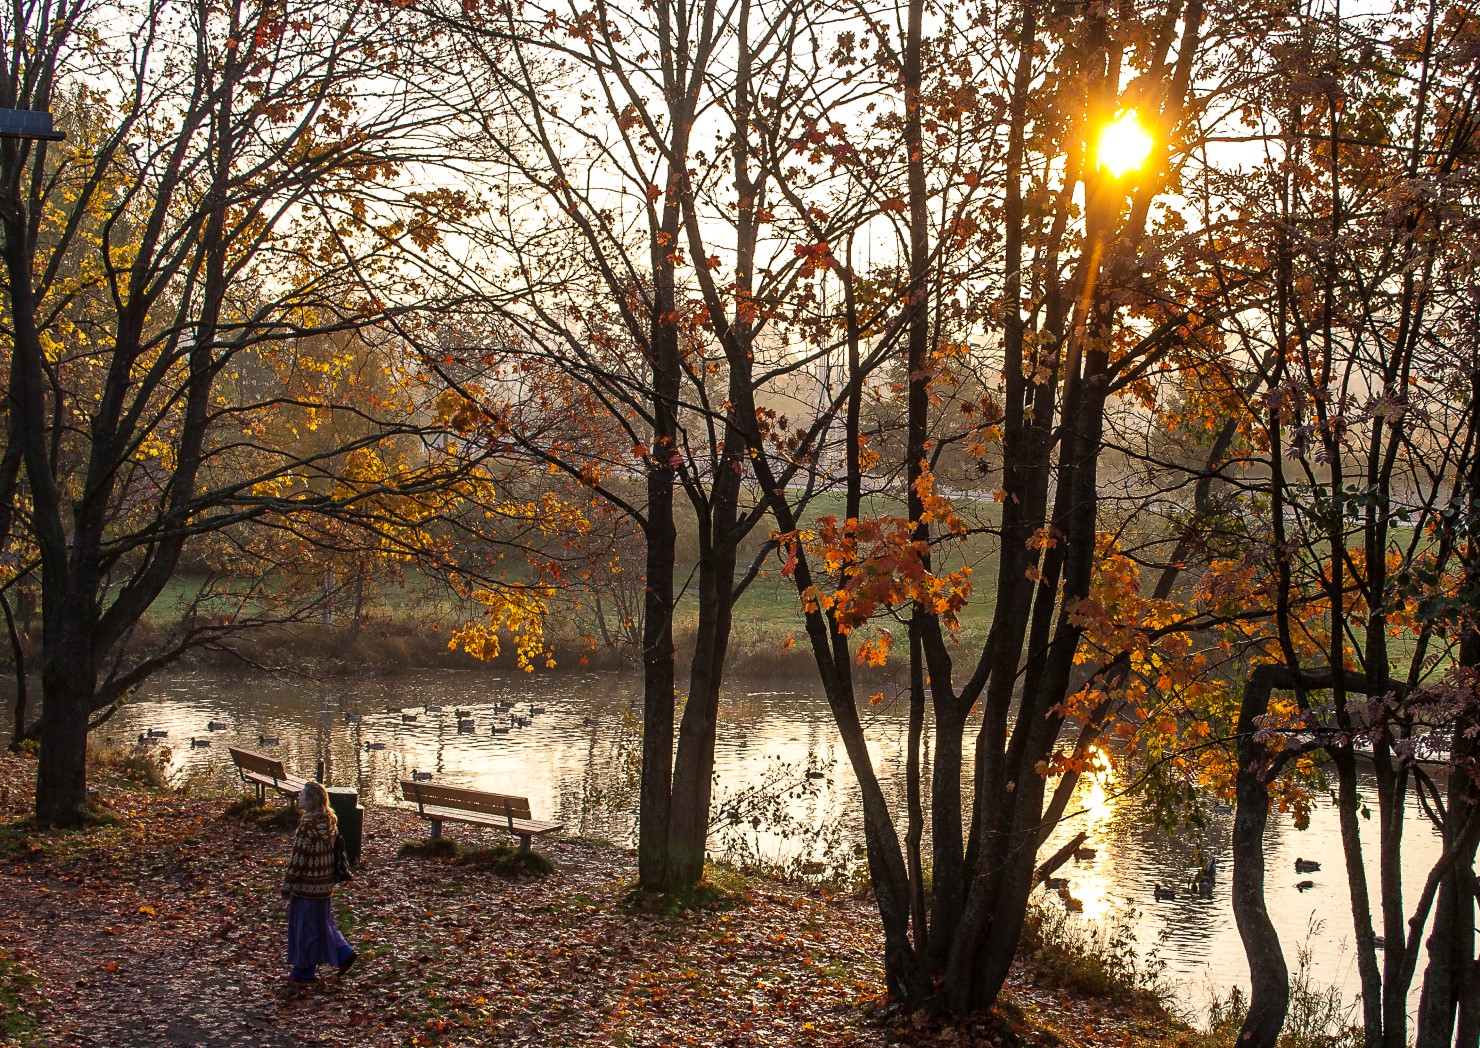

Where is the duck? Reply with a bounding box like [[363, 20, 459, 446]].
[[1372, 935, 1386, 950], [491, 725, 509, 735], [581, 717, 599, 726], [529, 705, 546, 715], [1296, 879, 1315, 892], [147, 728, 169, 738], [344, 713, 363, 724], [510, 714, 530, 728], [385, 706, 402, 715], [411, 770, 433, 782], [136, 733, 157, 746], [1294, 858, 1321, 873], [207, 720, 228, 732], [424, 705, 443, 713], [189, 737, 211, 749], [1043, 876, 1068, 891], [457, 720, 475, 733], [1154, 884, 1177, 902], [1212, 802, 1232, 815], [365, 741, 386, 751], [258, 735, 279, 746], [1074, 846, 1097, 861], [493, 701, 510, 711], [401, 712, 418, 723], [454, 709, 472, 719]]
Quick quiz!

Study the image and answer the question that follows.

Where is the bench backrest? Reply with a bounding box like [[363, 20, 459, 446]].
[[400, 781, 532, 820], [228, 746, 288, 781]]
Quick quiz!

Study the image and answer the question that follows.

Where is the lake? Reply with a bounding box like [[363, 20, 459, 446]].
[[7, 664, 1444, 1025]]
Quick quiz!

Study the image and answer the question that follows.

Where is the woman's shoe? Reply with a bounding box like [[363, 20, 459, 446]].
[[338, 952, 358, 976]]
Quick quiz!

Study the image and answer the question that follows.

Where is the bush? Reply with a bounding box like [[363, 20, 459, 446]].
[[400, 836, 459, 859], [221, 795, 300, 831], [1017, 902, 1165, 1006], [1163, 923, 1361, 1048], [88, 740, 171, 788], [454, 842, 554, 878]]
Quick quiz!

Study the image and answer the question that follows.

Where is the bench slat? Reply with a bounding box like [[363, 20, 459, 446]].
[[399, 780, 561, 850], [229, 747, 304, 803], [414, 803, 563, 835], [399, 781, 533, 821]]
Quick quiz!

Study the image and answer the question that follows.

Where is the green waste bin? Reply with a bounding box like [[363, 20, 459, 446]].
[[327, 786, 363, 866]]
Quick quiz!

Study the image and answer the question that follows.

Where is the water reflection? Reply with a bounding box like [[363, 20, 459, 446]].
[[1, 665, 1444, 1019]]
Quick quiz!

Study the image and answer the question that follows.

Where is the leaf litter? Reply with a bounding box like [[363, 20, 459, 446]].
[[0, 754, 1179, 1047]]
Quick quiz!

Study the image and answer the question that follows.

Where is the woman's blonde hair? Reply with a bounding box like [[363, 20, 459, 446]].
[[300, 781, 330, 815]]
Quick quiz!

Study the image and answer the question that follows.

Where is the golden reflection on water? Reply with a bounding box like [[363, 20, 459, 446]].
[[1065, 744, 1115, 923]]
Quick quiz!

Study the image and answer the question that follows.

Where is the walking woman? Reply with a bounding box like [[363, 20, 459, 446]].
[[282, 781, 356, 983]]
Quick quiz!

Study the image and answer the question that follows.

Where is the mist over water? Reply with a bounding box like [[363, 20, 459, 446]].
[[7, 665, 1442, 1022]]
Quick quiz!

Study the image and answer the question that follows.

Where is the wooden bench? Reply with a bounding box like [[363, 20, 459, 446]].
[[400, 781, 563, 853], [228, 746, 308, 804]]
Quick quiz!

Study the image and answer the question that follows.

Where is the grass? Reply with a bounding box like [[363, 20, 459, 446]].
[[398, 835, 556, 877], [399, 836, 460, 859], [623, 863, 751, 916], [0, 948, 43, 1042], [88, 741, 172, 789], [454, 842, 555, 878], [1017, 902, 1165, 1007], [1161, 923, 1362, 1048], [0, 808, 125, 863], [220, 794, 300, 830]]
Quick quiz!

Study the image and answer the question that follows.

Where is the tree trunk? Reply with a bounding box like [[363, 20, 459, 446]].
[[34, 643, 96, 825], [2, 593, 31, 752], [1233, 668, 1291, 1048]]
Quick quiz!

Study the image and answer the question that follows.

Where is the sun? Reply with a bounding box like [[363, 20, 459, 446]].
[[1096, 109, 1155, 178]]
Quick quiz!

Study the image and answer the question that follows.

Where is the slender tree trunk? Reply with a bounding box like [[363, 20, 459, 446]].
[[1233, 667, 1292, 1048], [2, 593, 31, 751]]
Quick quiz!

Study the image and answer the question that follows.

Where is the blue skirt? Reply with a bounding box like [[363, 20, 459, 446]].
[[286, 896, 353, 975]]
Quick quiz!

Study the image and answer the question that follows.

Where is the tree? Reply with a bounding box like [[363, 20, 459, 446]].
[[1217, 4, 1480, 1044], [414, 0, 916, 891], [0, 0, 543, 823], [739, 0, 1274, 1012]]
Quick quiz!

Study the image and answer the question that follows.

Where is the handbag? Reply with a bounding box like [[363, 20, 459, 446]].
[[333, 832, 354, 883]]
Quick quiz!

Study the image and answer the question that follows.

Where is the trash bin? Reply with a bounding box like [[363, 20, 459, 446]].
[[327, 786, 363, 866]]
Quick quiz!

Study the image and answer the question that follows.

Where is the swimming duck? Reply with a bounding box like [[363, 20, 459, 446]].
[[1296, 880, 1315, 892], [189, 737, 211, 749], [491, 725, 509, 735], [424, 705, 443, 713], [1294, 858, 1321, 873], [258, 735, 279, 746], [1043, 876, 1068, 891], [411, 770, 433, 781], [401, 713, 418, 723], [1074, 846, 1097, 861], [147, 728, 169, 738], [1154, 884, 1177, 902], [529, 705, 546, 715], [207, 721, 228, 732], [365, 741, 386, 751]]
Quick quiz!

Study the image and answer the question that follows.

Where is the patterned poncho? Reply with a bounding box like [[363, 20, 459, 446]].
[[283, 808, 339, 900]]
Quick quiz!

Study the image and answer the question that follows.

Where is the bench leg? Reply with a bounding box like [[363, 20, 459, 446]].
[[429, 819, 442, 840], [517, 834, 531, 854], [253, 783, 264, 803]]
